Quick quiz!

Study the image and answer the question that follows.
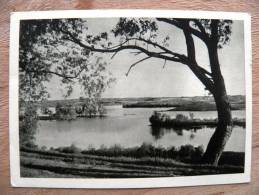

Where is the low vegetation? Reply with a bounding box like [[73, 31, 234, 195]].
[[150, 112, 246, 128], [53, 143, 204, 164], [20, 143, 244, 178]]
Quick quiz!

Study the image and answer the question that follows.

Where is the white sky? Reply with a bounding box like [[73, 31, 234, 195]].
[[46, 19, 245, 99]]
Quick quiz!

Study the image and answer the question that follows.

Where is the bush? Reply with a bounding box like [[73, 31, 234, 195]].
[[55, 103, 77, 120], [179, 144, 195, 158], [55, 144, 81, 154], [175, 114, 189, 121], [81, 143, 204, 163]]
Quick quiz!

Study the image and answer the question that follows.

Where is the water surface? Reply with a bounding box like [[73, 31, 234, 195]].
[[36, 105, 246, 152]]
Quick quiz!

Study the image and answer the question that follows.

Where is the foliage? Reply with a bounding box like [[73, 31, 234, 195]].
[[175, 114, 189, 121], [190, 19, 233, 48], [50, 142, 204, 164], [19, 17, 234, 102], [20, 17, 233, 103], [79, 143, 204, 163], [19, 19, 115, 144], [55, 103, 77, 120], [80, 98, 106, 117], [19, 102, 38, 147], [20, 19, 114, 100]]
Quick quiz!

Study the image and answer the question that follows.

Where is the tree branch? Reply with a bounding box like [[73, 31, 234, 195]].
[[179, 20, 215, 93], [125, 56, 152, 76], [199, 66, 212, 77], [156, 18, 208, 43], [181, 20, 196, 62], [163, 59, 167, 68], [188, 62, 215, 93], [127, 37, 187, 61], [193, 19, 207, 36], [62, 29, 184, 64], [111, 51, 119, 59], [60, 24, 214, 92], [23, 67, 85, 82]]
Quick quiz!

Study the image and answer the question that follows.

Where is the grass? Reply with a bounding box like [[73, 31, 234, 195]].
[[20, 144, 244, 178]]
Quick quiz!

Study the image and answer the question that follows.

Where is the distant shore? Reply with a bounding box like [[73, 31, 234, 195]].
[[36, 95, 245, 109], [122, 95, 245, 111]]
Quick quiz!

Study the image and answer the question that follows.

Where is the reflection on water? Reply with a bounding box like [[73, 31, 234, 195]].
[[150, 125, 200, 140], [35, 105, 246, 152]]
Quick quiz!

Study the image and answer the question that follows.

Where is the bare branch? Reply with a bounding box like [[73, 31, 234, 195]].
[[130, 51, 142, 56], [126, 56, 152, 76], [163, 59, 167, 68], [111, 51, 119, 59], [107, 39, 129, 49]]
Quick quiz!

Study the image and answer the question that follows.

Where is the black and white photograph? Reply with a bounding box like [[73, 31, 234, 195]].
[[9, 10, 252, 188]]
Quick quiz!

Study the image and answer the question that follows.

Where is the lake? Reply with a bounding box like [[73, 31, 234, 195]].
[[35, 105, 246, 152]]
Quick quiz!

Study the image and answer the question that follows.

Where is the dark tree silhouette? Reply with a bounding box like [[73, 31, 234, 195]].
[[20, 18, 234, 165]]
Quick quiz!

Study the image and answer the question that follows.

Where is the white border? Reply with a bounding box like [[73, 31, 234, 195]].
[[9, 10, 252, 188]]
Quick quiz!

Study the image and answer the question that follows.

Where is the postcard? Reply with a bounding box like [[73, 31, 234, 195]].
[[9, 10, 252, 188]]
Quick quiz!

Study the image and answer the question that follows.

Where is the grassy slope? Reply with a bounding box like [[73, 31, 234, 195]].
[[20, 148, 244, 178]]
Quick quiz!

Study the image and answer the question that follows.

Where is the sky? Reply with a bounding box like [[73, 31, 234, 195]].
[[45, 18, 245, 100]]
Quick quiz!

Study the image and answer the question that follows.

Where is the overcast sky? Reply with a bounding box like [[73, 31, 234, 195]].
[[45, 18, 245, 99]]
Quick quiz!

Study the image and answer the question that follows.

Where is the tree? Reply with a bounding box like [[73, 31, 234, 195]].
[[19, 102, 38, 148], [19, 19, 114, 145], [19, 19, 114, 102], [20, 18, 234, 165], [55, 103, 77, 120]]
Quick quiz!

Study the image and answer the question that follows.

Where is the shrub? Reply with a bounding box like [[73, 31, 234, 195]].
[[179, 144, 195, 158], [55, 144, 81, 154], [81, 143, 204, 163], [55, 103, 77, 120], [175, 114, 189, 121]]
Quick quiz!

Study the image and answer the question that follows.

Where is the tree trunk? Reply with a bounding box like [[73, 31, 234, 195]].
[[202, 43, 233, 165]]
